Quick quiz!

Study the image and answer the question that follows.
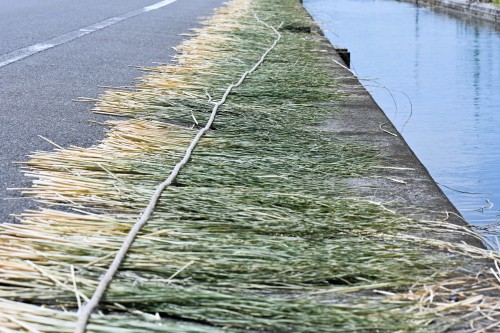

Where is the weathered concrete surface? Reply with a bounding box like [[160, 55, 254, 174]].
[[308, 26, 485, 249]]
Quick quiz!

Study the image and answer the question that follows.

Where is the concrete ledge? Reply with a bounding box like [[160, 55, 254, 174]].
[[306, 25, 485, 248]]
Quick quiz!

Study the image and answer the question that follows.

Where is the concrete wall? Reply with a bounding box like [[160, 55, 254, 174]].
[[407, 0, 500, 23]]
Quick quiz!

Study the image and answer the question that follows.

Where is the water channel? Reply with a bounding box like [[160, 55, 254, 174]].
[[304, 0, 500, 244]]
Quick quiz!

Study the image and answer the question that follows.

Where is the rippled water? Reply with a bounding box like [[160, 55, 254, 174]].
[[305, 0, 500, 242]]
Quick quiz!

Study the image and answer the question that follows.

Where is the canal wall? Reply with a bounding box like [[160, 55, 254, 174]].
[[407, 0, 500, 23], [302, 4, 485, 248]]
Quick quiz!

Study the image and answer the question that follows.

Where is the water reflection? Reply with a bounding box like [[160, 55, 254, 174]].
[[304, 0, 500, 242]]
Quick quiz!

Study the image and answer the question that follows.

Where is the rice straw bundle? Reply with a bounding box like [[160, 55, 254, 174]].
[[1, 0, 500, 331]]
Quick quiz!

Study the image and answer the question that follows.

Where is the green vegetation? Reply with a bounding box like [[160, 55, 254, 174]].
[[0, 0, 499, 331]]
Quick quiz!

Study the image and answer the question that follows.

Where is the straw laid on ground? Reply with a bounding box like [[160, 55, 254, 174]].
[[1, 0, 500, 331]]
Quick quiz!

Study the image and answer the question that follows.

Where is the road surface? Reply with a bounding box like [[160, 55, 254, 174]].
[[0, 0, 224, 221]]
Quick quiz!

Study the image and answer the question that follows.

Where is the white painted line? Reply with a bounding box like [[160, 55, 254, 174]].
[[144, 0, 177, 11], [0, 0, 178, 69]]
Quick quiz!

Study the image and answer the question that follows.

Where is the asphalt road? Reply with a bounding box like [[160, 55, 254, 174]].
[[0, 0, 224, 222]]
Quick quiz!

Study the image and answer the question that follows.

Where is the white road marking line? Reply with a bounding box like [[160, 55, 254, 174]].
[[0, 0, 178, 69], [144, 0, 176, 11]]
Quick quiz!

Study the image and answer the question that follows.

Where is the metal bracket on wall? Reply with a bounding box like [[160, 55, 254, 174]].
[[334, 48, 351, 68]]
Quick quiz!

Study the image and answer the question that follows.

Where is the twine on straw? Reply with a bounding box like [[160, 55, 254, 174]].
[[73, 14, 282, 333]]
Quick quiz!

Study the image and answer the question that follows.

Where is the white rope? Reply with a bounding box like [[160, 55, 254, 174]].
[[74, 14, 281, 333]]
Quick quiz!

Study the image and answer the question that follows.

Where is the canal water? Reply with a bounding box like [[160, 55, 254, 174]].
[[304, 0, 500, 244]]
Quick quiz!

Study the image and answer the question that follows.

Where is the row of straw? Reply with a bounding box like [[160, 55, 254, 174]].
[[1, 0, 500, 331]]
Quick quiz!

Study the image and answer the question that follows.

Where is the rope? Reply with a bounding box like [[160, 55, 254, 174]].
[[74, 14, 282, 333]]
